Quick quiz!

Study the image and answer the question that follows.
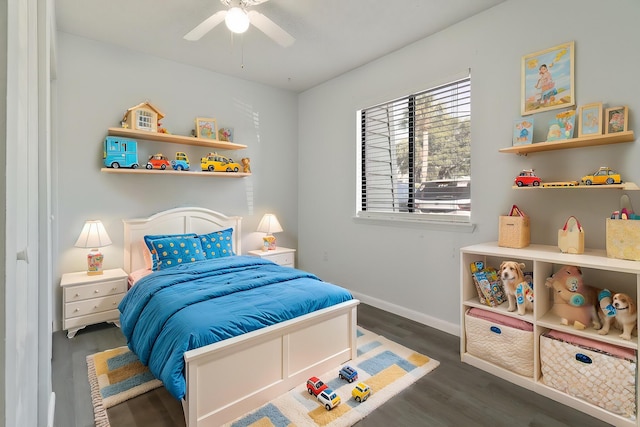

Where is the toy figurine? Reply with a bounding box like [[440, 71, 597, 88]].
[[241, 157, 251, 173]]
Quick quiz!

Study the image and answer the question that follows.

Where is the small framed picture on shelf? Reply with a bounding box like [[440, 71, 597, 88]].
[[513, 118, 534, 146], [195, 117, 218, 140], [218, 127, 234, 142], [546, 109, 575, 141], [577, 102, 603, 137], [605, 106, 628, 134]]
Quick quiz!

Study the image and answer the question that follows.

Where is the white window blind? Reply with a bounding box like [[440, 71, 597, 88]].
[[357, 76, 471, 222]]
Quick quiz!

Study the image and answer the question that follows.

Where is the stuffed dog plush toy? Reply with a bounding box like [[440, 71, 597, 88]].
[[545, 265, 600, 330], [598, 292, 637, 340], [499, 261, 533, 315]]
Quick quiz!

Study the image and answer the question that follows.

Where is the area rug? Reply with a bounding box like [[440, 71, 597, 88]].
[[86, 346, 162, 427], [223, 327, 440, 427], [87, 328, 439, 427]]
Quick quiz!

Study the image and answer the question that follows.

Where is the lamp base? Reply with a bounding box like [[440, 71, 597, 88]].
[[262, 235, 277, 252], [87, 248, 104, 275]]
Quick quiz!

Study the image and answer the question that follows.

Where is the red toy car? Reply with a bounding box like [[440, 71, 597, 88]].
[[146, 153, 171, 170], [514, 169, 541, 187], [306, 377, 328, 396]]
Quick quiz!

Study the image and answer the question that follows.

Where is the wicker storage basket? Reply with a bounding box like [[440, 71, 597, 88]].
[[606, 218, 640, 261], [540, 331, 637, 419], [498, 214, 530, 248], [465, 308, 533, 377]]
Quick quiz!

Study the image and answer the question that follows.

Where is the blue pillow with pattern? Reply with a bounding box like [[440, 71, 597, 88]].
[[144, 233, 198, 271], [199, 228, 235, 259], [150, 236, 205, 270]]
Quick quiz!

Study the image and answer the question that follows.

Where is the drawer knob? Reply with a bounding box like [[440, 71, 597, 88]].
[[75, 293, 79, 297], [94, 290, 100, 293], [74, 308, 79, 312]]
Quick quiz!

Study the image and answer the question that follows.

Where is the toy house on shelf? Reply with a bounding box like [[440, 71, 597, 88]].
[[121, 101, 165, 132]]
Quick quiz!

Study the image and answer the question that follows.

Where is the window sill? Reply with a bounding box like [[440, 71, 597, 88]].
[[353, 212, 476, 232]]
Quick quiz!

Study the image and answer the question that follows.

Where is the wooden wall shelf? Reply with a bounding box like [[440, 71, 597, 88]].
[[499, 131, 634, 155], [100, 168, 250, 177], [108, 127, 247, 150], [512, 182, 639, 190]]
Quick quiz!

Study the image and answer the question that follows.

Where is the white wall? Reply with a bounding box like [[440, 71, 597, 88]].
[[298, 0, 640, 334], [54, 33, 300, 330]]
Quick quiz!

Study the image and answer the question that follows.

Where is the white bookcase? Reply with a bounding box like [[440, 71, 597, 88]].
[[461, 242, 639, 427]]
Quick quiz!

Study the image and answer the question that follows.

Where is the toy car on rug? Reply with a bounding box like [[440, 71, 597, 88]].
[[352, 382, 371, 403], [338, 365, 358, 383], [306, 377, 327, 396], [317, 388, 341, 410]]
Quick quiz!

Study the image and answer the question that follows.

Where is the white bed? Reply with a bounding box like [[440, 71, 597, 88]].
[[122, 207, 359, 427]]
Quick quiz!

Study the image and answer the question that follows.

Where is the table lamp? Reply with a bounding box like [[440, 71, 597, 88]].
[[256, 214, 283, 251], [74, 220, 112, 275]]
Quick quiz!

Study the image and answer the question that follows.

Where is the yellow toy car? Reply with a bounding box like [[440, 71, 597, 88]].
[[580, 167, 621, 185], [200, 153, 241, 172], [351, 382, 371, 402]]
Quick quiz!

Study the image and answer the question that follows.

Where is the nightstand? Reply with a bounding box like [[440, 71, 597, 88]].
[[247, 247, 296, 267], [60, 268, 128, 338]]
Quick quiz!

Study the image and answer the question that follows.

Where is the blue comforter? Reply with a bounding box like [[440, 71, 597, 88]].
[[119, 256, 353, 400]]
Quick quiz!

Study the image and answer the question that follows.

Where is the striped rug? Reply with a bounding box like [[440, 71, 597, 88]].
[[223, 328, 440, 427], [86, 346, 162, 427]]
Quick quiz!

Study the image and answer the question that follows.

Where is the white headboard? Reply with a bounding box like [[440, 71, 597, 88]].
[[123, 207, 242, 273]]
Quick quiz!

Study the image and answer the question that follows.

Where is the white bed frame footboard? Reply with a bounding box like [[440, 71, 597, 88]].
[[123, 207, 359, 427], [183, 299, 358, 427]]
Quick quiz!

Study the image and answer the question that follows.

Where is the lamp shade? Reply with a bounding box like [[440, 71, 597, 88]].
[[256, 214, 283, 235], [225, 7, 250, 34], [74, 220, 112, 249]]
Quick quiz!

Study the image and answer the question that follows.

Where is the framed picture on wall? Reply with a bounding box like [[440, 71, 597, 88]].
[[521, 41, 575, 116], [513, 118, 534, 146], [195, 117, 218, 140], [577, 102, 603, 137], [605, 106, 629, 134]]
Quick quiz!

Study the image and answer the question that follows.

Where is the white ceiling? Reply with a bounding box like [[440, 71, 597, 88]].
[[55, 0, 505, 92]]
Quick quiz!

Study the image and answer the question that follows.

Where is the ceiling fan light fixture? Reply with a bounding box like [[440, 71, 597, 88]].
[[225, 7, 250, 34]]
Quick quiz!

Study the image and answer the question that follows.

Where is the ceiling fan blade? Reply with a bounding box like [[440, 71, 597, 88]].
[[248, 10, 295, 47], [183, 11, 227, 41]]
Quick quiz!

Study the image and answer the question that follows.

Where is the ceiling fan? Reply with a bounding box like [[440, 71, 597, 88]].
[[183, 0, 295, 47]]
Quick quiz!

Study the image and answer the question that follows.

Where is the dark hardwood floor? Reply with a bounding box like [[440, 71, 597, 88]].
[[52, 303, 612, 426]]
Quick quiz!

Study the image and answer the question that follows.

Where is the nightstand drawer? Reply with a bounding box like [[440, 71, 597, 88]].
[[65, 293, 124, 319], [63, 278, 127, 303], [63, 309, 120, 331], [267, 252, 294, 267]]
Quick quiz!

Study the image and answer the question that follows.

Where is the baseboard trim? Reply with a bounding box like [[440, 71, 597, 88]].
[[48, 392, 55, 427], [351, 291, 460, 337]]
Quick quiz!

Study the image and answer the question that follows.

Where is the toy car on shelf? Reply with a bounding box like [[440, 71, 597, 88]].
[[338, 365, 358, 383], [317, 388, 341, 410], [171, 152, 190, 171], [352, 382, 371, 403], [200, 152, 241, 172], [103, 136, 139, 168], [146, 153, 171, 170], [580, 167, 622, 185], [306, 377, 328, 396], [514, 169, 541, 187]]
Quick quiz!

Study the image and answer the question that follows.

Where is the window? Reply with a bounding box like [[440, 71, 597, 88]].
[[357, 76, 471, 223], [136, 109, 154, 131]]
